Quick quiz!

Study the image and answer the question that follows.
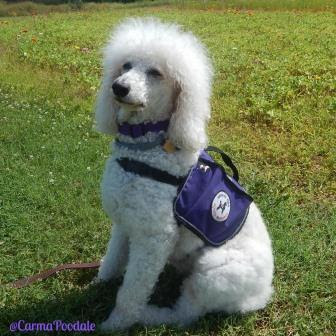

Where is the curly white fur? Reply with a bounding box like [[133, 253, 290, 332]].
[[94, 18, 274, 331]]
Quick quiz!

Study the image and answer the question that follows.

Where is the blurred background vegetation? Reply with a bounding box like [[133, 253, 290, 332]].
[[0, 0, 141, 17], [1, 0, 336, 17], [4, 0, 138, 4]]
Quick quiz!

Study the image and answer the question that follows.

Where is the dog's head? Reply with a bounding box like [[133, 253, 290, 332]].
[[108, 57, 176, 125], [95, 18, 213, 151]]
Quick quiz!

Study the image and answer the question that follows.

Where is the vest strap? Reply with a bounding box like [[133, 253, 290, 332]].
[[117, 158, 185, 186], [205, 146, 239, 181]]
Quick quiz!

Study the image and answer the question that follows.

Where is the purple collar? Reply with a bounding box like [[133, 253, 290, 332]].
[[118, 120, 170, 138]]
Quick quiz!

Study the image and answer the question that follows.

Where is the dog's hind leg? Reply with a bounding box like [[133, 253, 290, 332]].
[[100, 233, 177, 331], [140, 276, 205, 327], [141, 298, 203, 327], [141, 242, 273, 327], [94, 224, 128, 283]]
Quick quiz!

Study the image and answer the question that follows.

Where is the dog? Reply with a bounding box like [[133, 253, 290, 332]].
[[94, 18, 274, 331]]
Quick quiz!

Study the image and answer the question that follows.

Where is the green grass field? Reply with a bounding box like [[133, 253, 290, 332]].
[[0, 2, 335, 335]]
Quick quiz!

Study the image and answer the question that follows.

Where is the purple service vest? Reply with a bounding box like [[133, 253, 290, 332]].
[[174, 150, 253, 246]]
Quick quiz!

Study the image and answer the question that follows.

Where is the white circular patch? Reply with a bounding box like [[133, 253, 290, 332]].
[[211, 191, 231, 222]]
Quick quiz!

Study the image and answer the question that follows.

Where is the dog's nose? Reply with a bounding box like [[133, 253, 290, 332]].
[[112, 82, 130, 98]]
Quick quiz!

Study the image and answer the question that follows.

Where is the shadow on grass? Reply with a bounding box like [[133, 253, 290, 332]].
[[4, 266, 244, 335]]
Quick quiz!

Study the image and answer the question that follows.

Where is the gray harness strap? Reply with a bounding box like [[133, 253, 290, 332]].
[[115, 134, 166, 151]]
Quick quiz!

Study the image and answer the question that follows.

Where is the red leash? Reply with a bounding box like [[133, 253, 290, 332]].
[[8, 262, 100, 289]]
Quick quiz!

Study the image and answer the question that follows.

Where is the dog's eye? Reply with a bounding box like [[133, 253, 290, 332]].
[[147, 68, 162, 78], [122, 62, 132, 71]]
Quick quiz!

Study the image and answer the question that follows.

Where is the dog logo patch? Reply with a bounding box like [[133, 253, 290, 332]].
[[211, 191, 231, 222]]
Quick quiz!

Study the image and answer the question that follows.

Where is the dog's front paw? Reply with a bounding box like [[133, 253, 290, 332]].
[[100, 311, 135, 332], [91, 264, 116, 285]]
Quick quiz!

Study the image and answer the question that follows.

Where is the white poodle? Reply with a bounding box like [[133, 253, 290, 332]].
[[94, 18, 274, 331]]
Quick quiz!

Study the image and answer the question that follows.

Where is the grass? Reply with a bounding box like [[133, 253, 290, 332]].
[[0, 2, 335, 336], [172, 0, 336, 12]]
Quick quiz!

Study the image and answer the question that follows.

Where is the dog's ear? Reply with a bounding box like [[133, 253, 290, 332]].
[[167, 73, 211, 152], [94, 69, 119, 135]]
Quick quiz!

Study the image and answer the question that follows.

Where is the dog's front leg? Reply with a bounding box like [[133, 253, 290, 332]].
[[94, 224, 128, 283], [100, 234, 177, 331]]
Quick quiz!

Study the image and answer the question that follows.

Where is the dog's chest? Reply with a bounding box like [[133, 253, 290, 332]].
[[101, 157, 178, 234]]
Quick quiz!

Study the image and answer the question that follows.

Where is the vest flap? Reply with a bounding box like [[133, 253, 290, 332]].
[[174, 159, 252, 246]]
